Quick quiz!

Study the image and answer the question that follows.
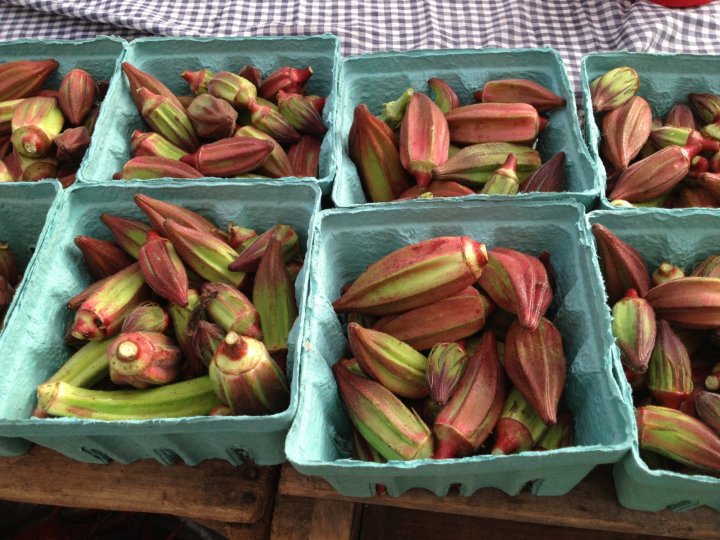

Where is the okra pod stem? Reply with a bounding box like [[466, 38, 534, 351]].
[[44, 338, 114, 387], [32, 338, 114, 417], [37, 376, 223, 420]]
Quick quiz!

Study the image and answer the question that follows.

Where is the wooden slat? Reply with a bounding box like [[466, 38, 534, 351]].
[[4, 445, 719, 539], [196, 475, 277, 540], [195, 520, 271, 540], [0, 445, 276, 524], [271, 496, 360, 540], [359, 505, 677, 540], [271, 496, 316, 540], [279, 465, 720, 540], [308, 500, 359, 540]]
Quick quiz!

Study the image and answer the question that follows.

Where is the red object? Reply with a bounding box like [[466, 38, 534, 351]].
[[648, 0, 713, 7]]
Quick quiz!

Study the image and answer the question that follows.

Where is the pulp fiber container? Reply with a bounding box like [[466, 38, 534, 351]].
[[581, 52, 720, 209], [0, 182, 60, 330], [79, 35, 341, 193], [285, 200, 634, 497], [0, 180, 320, 465], [0, 37, 126, 183], [589, 209, 720, 512], [332, 48, 598, 208], [0, 181, 61, 456]]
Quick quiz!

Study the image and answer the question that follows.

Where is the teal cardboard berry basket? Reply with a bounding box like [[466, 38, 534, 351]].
[[0, 180, 320, 465], [589, 209, 720, 512], [332, 48, 598, 209], [78, 35, 341, 193], [285, 199, 633, 497], [0, 181, 61, 455], [581, 52, 720, 210], [0, 181, 60, 331], [0, 36, 126, 185]]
